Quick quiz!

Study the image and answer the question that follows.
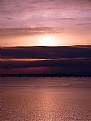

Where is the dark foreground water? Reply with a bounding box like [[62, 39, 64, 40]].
[[0, 77, 91, 121]]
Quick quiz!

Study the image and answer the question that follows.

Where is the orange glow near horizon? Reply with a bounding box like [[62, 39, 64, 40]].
[[1, 33, 91, 47]]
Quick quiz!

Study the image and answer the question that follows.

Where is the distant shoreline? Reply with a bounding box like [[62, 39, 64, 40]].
[[0, 74, 91, 78]]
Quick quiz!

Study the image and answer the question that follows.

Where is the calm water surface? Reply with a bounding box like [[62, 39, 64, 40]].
[[0, 77, 91, 121]]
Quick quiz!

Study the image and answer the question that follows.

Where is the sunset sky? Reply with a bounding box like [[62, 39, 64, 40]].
[[0, 0, 91, 46], [0, 0, 91, 74]]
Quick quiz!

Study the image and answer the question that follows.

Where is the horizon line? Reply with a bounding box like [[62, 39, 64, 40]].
[[1, 45, 91, 48]]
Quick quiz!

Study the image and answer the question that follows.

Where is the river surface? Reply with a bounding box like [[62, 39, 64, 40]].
[[0, 77, 91, 121]]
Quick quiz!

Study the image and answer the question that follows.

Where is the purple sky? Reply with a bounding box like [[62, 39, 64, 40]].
[[0, 0, 91, 33], [0, 0, 91, 46]]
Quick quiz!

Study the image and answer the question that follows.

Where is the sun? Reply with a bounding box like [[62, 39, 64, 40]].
[[38, 35, 57, 46]]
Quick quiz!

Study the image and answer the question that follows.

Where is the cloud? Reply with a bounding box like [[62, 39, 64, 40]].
[[1, 46, 91, 59], [1, 58, 91, 75], [0, 27, 63, 36], [1, 59, 91, 68], [1, 46, 91, 74], [0, 0, 91, 29]]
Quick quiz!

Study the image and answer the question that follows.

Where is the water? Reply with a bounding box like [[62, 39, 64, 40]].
[[0, 77, 91, 121]]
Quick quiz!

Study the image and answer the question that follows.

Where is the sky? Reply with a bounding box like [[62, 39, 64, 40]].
[[0, 0, 91, 46], [0, 0, 91, 74], [0, 0, 91, 29]]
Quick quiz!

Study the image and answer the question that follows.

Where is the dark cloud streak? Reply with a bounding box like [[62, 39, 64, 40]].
[[1, 46, 91, 59], [1, 59, 91, 68], [1, 46, 91, 74]]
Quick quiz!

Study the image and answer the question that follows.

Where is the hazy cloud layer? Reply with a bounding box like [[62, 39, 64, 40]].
[[0, 27, 63, 36], [0, 0, 91, 34]]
